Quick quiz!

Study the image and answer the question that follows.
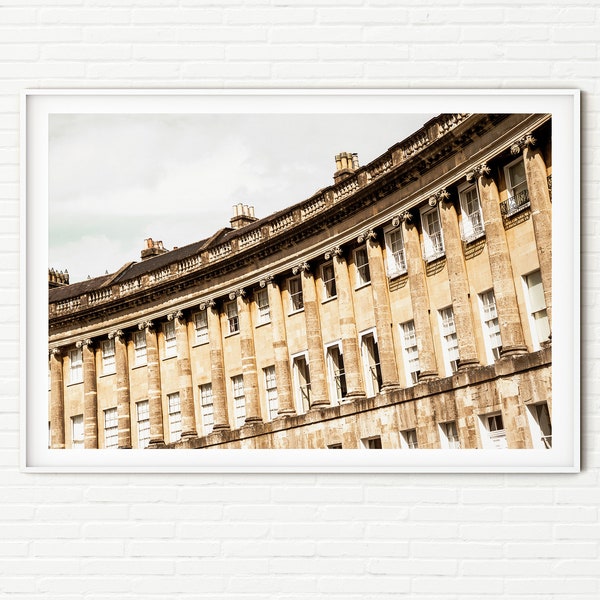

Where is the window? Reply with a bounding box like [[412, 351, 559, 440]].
[[264, 366, 279, 421], [328, 443, 343, 449], [384, 227, 407, 277], [439, 421, 461, 449], [133, 331, 147, 366], [361, 436, 382, 449], [421, 205, 445, 262], [163, 321, 177, 358], [480, 412, 507, 449], [69, 348, 83, 384], [527, 402, 552, 449], [136, 400, 150, 449], [400, 320, 420, 385], [325, 343, 347, 403], [168, 392, 182, 442], [402, 429, 419, 449], [480, 290, 502, 362], [288, 276, 304, 312], [225, 300, 239, 334], [321, 262, 337, 299], [232, 375, 246, 428], [255, 289, 270, 325], [354, 247, 371, 287], [71, 414, 84, 448], [101, 339, 116, 375], [104, 407, 118, 449], [439, 307, 459, 375], [193, 310, 209, 345], [200, 384, 214, 435], [292, 354, 311, 414], [524, 270, 550, 349], [360, 331, 382, 397], [459, 182, 485, 242], [504, 156, 530, 215]]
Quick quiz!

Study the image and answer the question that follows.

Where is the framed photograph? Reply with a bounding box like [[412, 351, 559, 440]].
[[22, 89, 579, 472]]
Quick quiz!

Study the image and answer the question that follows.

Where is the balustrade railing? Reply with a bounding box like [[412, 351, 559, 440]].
[[500, 188, 530, 218]]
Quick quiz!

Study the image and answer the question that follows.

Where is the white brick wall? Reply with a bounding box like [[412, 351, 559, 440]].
[[1, 1, 598, 597]]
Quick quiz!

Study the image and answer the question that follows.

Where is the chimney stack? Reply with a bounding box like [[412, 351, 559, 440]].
[[333, 152, 359, 184], [230, 203, 258, 230], [141, 237, 168, 260]]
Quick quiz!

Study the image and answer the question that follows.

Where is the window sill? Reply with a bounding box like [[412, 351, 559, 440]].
[[354, 282, 371, 291], [66, 381, 83, 387], [224, 331, 240, 338], [132, 363, 147, 370], [162, 355, 177, 361], [99, 372, 116, 378], [288, 308, 305, 317], [321, 295, 337, 305], [191, 340, 209, 348], [255, 320, 271, 329]]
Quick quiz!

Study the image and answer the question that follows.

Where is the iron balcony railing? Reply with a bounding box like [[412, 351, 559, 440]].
[[500, 188, 530, 218]]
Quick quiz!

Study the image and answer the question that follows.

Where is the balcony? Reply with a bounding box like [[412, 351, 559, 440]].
[[500, 188, 530, 219]]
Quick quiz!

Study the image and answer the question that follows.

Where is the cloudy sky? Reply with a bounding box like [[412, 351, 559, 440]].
[[49, 112, 435, 283]]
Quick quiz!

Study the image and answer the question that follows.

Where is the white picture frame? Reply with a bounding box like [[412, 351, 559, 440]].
[[22, 89, 579, 472]]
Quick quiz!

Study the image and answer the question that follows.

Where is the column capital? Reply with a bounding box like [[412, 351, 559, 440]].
[[466, 163, 491, 182], [50, 347, 62, 358], [229, 288, 246, 300], [510, 134, 537, 155], [199, 299, 216, 311], [392, 211, 412, 227], [292, 261, 311, 275], [138, 320, 154, 331], [357, 229, 377, 244], [76, 338, 93, 349], [167, 310, 185, 323], [108, 329, 125, 341], [324, 246, 343, 260], [259, 274, 275, 288]]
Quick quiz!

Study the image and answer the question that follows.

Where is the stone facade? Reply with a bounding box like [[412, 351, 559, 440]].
[[48, 113, 553, 451]]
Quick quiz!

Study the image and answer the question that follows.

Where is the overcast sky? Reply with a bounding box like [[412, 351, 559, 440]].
[[49, 112, 435, 283]]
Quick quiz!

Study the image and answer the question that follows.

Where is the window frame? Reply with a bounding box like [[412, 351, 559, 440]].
[[401, 428, 419, 449], [193, 310, 209, 345], [320, 261, 337, 300], [163, 321, 177, 359], [420, 204, 445, 262], [479, 412, 508, 449], [523, 270, 550, 350], [255, 288, 271, 325], [458, 180, 485, 243], [101, 338, 116, 375], [287, 275, 304, 314], [399, 320, 420, 386], [384, 225, 407, 278], [359, 328, 382, 398], [71, 414, 84, 449], [291, 351, 311, 414], [167, 392, 182, 443], [353, 246, 371, 288], [263, 365, 279, 421], [324, 341, 346, 404], [479, 289, 502, 363], [199, 383, 214, 436], [133, 330, 147, 367], [225, 300, 240, 335], [438, 306, 459, 376], [439, 421, 461, 450], [231, 374, 246, 428], [136, 400, 150, 449], [103, 407, 118, 449], [68, 348, 83, 385]]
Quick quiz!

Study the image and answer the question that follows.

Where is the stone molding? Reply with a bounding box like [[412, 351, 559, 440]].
[[108, 329, 125, 341], [292, 261, 311, 275], [75, 338, 93, 349], [259, 274, 274, 288], [199, 299, 216, 311], [228, 289, 246, 300], [466, 163, 491, 182], [511, 134, 537, 155], [167, 310, 185, 322], [324, 246, 343, 260], [137, 320, 154, 331], [357, 229, 377, 244]]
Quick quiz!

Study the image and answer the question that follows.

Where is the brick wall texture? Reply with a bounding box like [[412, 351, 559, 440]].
[[1, 2, 598, 598]]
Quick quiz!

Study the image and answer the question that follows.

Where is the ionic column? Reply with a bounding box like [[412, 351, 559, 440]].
[[293, 262, 329, 407], [436, 189, 479, 369], [140, 321, 165, 446], [261, 275, 295, 416], [109, 330, 131, 449], [168, 311, 197, 438], [468, 163, 527, 355], [514, 135, 552, 329], [203, 300, 230, 430], [325, 246, 365, 398], [77, 338, 98, 449], [401, 212, 439, 379], [358, 229, 400, 390], [232, 290, 262, 424], [49, 348, 65, 449]]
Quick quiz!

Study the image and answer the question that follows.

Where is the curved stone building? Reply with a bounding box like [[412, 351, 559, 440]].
[[48, 112, 553, 451]]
